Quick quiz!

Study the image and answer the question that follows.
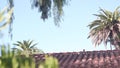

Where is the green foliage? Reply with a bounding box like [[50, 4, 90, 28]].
[[0, 45, 59, 68], [12, 40, 44, 57], [0, 45, 36, 68], [88, 6, 120, 49], [39, 55, 59, 68], [32, 0, 70, 26]]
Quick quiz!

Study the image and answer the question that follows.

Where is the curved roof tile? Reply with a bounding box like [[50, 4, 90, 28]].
[[33, 50, 120, 68]]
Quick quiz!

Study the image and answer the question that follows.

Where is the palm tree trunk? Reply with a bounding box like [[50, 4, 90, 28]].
[[110, 43, 112, 50], [114, 45, 120, 50]]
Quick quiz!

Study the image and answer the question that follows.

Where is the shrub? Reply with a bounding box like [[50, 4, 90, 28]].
[[0, 45, 58, 68]]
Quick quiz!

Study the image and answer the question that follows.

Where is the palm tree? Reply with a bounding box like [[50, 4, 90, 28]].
[[12, 40, 44, 56], [88, 6, 120, 50]]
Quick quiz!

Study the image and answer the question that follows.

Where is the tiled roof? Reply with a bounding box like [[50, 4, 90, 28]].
[[33, 50, 120, 68]]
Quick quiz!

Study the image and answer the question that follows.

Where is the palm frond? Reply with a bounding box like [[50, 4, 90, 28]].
[[88, 20, 102, 29], [14, 41, 26, 50], [0, 7, 13, 31], [13, 40, 43, 55], [99, 8, 112, 18], [0, 6, 8, 22], [30, 43, 38, 48], [28, 40, 34, 46]]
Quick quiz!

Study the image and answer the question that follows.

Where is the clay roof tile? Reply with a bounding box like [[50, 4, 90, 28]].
[[33, 50, 120, 68]]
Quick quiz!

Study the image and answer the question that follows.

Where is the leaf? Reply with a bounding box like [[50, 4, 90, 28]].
[[0, 7, 14, 31]]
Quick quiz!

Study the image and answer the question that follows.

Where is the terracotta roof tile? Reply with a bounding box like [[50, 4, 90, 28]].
[[33, 50, 120, 68]]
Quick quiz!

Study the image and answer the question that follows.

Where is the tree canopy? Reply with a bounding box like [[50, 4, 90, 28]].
[[0, 0, 70, 39], [13, 40, 44, 56], [88, 6, 120, 49], [32, 0, 70, 26]]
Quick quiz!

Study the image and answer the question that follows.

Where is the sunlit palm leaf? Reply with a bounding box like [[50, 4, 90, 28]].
[[0, 7, 13, 31], [0, 6, 8, 22]]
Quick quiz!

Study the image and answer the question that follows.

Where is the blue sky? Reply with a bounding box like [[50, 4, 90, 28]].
[[1, 0, 120, 53]]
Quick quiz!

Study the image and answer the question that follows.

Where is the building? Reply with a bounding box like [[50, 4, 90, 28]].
[[33, 50, 120, 68]]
